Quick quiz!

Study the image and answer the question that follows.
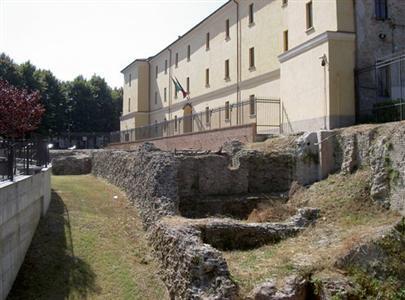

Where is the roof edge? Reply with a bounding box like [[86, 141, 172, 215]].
[[120, 58, 149, 73]]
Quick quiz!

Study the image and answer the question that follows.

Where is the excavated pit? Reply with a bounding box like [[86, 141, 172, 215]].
[[179, 194, 290, 220], [180, 207, 320, 251]]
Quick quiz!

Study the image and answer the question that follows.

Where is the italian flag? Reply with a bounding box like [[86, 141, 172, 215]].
[[172, 77, 189, 99]]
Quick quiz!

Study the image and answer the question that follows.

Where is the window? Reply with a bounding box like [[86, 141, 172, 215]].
[[283, 30, 289, 52], [174, 83, 178, 99], [205, 106, 210, 124], [206, 32, 210, 50], [154, 91, 158, 104], [377, 66, 391, 97], [187, 45, 191, 61], [225, 59, 230, 79], [225, 19, 230, 39], [128, 98, 131, 112], [249, 47, 255, 69], [164, 87, 167, 102], [175, 53, 179, 68], [249, 95, 255, 116], [163, 118, 167, 132], [155, 65, 158, 78], [249, 3, 254, 24], [375, 0, 388, 20], [174, 115, 178, 131], [165, 60, 168, 74], [129, 73, 131, 86], [205, 68, 210, 87], [186, 77, 190, 93], [306, 1, 313, 29], [225, 101, 230, 120]]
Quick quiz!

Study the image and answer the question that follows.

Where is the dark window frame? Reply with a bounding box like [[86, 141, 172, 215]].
[[225, 101, 230, 120], [306, 1, 313, 29], [249, 3, 254, 24], [225, 19, 230, 39], [225, 59, 230, 79], [249, 95, 256, 116], [375, 0, 388, 20], [249, 47, 255, 69]]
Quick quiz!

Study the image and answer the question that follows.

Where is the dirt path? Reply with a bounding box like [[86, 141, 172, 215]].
[[8, 175, 168, 300]]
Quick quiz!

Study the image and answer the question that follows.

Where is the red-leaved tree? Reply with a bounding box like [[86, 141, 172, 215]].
[[0, 80, 45, 139]]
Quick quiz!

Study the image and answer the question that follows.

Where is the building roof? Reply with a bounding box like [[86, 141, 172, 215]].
[[120, 59, 148, 73]]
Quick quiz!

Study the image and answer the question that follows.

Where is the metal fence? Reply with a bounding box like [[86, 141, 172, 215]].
[[111, 98, 280, 144], [357, 51, 405, 123], [0, 139, 50, 182]]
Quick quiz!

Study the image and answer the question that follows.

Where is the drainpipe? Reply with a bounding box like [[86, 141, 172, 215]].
[[233, 0, 241, 124], [168, 48, 172, 121]]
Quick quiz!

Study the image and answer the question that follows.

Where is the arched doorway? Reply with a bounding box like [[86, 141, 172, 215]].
[[183, 103, 193, 133]]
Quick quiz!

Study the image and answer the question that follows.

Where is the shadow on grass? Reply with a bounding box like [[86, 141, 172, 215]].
[[8, 190, 99, 300]]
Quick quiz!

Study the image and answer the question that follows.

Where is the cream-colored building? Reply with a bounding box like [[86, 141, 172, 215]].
[[120, 0, 403, 140]]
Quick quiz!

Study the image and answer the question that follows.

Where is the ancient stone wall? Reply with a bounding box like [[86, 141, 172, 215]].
[[91, 147, 179, 227], [321, 122, 405, 214]]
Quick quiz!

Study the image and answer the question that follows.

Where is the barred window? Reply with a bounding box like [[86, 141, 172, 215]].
[[249, 95, 256, 116]]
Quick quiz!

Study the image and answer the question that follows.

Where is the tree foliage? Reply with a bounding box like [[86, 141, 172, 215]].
[[0, 80, 45, 138], [0, 53, 122, 136]]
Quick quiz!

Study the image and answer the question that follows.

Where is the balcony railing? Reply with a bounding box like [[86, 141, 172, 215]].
[[111, 98, 280, 144]]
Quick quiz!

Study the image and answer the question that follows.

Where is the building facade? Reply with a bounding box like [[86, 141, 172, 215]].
[[120, 0, 404, 139]]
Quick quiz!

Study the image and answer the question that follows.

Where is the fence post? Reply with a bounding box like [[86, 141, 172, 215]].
[[26, 143, 29, 175], [399, 60, 404, 121], [7, 143, 14, 181]]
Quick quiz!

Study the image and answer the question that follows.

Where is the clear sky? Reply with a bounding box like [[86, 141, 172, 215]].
[[0, 0, 228, 88]]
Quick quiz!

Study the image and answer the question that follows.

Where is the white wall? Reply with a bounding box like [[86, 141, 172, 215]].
[[0, 168, 51, 300]]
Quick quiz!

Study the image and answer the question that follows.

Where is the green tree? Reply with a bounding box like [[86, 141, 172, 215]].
[[0, 54, 22, 87], [0, 53, 122, 135]]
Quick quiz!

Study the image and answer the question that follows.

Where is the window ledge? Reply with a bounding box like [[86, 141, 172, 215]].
[[306, 26, 315, 34]]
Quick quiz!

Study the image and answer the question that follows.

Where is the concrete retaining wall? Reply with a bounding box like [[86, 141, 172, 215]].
[[0, 168, 51, 300], [107, 123, 257, 151]]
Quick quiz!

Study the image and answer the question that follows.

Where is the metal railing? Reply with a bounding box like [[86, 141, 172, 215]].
[[0, 139, 50, 182], [111, 98, 281, 144], [356, 50, 405, 123]]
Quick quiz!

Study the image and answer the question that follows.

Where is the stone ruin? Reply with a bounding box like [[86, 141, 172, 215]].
[[50, 121, 405, 299]]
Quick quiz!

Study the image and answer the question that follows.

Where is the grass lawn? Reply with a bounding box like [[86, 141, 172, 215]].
[[8, 175, 168, 300]]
